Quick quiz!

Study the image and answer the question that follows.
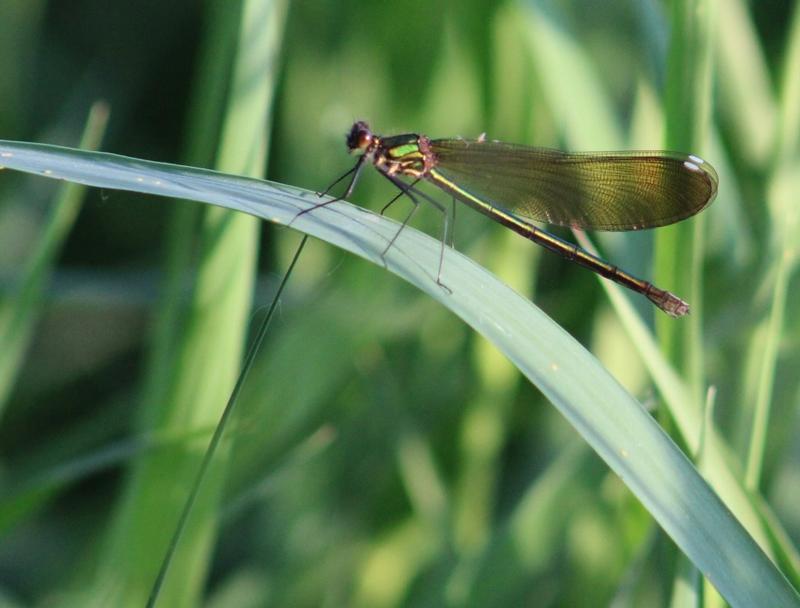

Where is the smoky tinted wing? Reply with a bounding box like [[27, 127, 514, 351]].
[[429, 139, 718, 231]]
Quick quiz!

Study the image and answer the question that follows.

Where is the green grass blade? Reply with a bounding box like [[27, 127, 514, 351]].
[[716, 0, 777, 168], [777, 1, 800, 159], [87, 1, 287, 605], [745, 0, 800, 490], [0, 101, 109, 415], [574, 231, 786, 559], [744, 252, 789, 490], [515, 8, 794, 598], [657, 4, 714, 597], [522, 3, 622, 148], [656, 0, 715, 400], [0, 141, 797, 605]]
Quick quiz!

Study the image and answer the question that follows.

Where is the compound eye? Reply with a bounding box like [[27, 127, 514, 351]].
[[357, 130, 372, 149]]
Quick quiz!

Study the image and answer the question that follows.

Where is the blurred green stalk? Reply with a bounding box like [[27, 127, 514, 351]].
[[0, 101, 109, 415], [91, 1, 287, 606]]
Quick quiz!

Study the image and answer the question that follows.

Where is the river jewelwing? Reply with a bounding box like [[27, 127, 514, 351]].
[[300, 121, 718, 317]]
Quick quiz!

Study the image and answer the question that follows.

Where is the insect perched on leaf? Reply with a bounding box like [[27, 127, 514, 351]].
[[298, 121, 718, 317]]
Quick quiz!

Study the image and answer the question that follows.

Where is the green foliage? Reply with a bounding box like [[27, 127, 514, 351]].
[[1, 0, 799, 606]]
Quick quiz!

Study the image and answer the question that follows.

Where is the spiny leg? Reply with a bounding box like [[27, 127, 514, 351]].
[[316, 163, 357, 197], [379, 176, 422, 261], [381, 173, 452, 293], [436, 199, 452, 289], [289, 155, 366, 226], [380, 178, 421, 216], [449, 197, 456, 248], [316, 155, 364, 197]]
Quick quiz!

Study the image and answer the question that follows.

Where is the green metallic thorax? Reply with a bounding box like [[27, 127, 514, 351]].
[[374, 133, 435, 177], [387, 143, 420, 158]]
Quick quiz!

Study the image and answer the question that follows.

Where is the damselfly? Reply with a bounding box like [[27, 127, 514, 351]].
[[300, 121, 718, 317]]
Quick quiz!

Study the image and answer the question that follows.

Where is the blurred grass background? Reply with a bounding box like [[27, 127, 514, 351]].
[[0, 0, 799, 606]]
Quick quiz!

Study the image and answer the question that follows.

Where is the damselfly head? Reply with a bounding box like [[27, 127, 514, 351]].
[[346, 121, 374, 154]]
